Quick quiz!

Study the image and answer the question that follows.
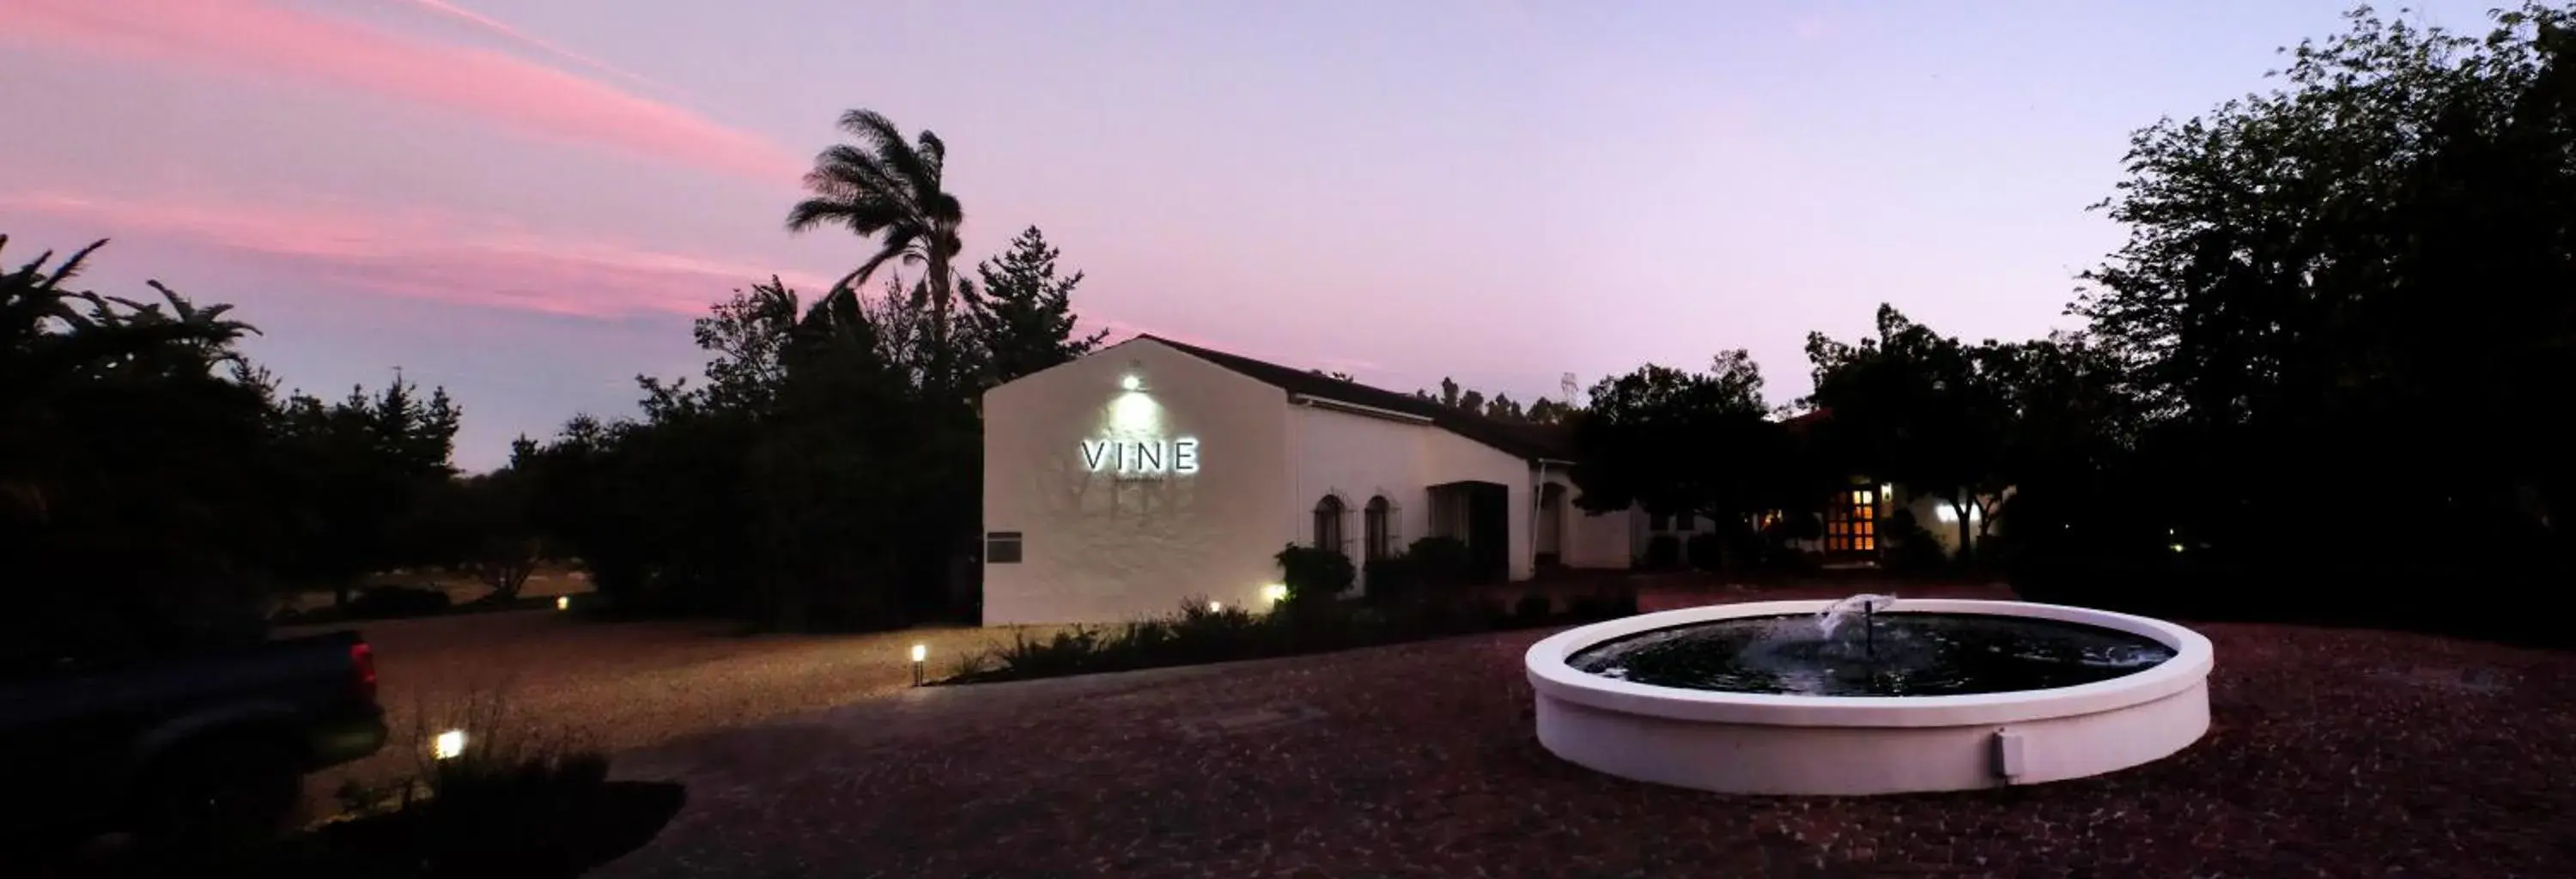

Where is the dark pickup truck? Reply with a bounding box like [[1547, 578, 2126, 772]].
[[0, 629, 388, 852]]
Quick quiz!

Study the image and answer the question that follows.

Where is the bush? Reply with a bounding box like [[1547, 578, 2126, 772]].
[[1684, 531, 1725, 571], [1513, 591, 1553, 622], [210, 686, 685, 879], [1886, 509, 1952, 575], [1565, 586, 1641, 621], [1361, 555, 1418, 602], [1404, 536, 1471, 591], [347, 585, 453, 618], [951, 584, 1611, 685], [1273, 544, 1355, 606], [1642, 534, 1681, 570], [987, 625, 1123, 678]]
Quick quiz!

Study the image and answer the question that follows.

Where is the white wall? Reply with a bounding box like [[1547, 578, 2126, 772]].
[[1544, 470, 1634, 569], [981, 339, 1292, 625], [1418, 427, 1541, 581], [1285, 403, 1433, 591], [1287, 403, 1569, 584]]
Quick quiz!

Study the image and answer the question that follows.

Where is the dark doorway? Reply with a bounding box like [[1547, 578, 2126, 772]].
[[1431, 481, 1511, 585]]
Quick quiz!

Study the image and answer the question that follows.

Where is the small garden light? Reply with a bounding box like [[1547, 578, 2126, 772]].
[[432, 729, 467, 761], [910, 643, 928, 686], [1208, 600, 1224, 613], [555, 596, 570, 611]]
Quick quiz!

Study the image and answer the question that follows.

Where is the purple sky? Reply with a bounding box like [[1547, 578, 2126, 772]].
[[1, 0, 2497, 470]]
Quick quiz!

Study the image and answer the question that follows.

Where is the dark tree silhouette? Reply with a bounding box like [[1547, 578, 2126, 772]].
[[787, 110, 966, 380], [962, 226, 1109, 385]]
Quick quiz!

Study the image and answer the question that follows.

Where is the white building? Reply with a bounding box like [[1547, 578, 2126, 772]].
[[980, 336, 1636, 626]]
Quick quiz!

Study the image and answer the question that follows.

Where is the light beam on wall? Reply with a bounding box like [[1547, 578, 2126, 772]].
[[1110, 391, 1161, 433]]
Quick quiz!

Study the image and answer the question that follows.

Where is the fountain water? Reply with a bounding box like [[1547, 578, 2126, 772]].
[[1814, 592, 1899, 661], [1814, 593, 1899, 639]]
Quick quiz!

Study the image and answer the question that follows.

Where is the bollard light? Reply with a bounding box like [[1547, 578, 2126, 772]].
[[555, 596, 570, 611], [432, 729, 468, 761], [1207, 600, 1224, 613], [909, 643, 928, 686]]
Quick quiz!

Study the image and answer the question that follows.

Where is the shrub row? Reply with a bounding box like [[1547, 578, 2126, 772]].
[[947, 585, 1642, 685]]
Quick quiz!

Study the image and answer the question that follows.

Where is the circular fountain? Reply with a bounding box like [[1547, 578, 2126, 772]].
[[1524, 596, 2213, 795]]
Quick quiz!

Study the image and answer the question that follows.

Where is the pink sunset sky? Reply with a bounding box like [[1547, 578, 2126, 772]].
[[0, 0, 2498, 470]]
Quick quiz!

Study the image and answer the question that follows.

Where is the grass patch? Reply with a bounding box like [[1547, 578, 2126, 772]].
[[943, 586, 1640, 685]]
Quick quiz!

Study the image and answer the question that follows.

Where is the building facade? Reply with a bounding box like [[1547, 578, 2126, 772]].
[[980, 336, 1633, 626]]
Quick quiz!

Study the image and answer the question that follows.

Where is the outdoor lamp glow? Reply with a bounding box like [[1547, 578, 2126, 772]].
[[555, 596, 570, 611], [909, 643, 928, 664], [1261, 584, 1290, 604], [432, 729, 467, 761], [1120, 373, 1142, 391], [1208, 600, 1224, 613]]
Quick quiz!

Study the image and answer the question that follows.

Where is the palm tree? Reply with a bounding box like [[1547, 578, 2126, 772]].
[[784, 110, 964, 377]]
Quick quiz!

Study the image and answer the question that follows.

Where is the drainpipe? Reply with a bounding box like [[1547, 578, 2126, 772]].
[[1530, 459, 1548, 578], [1529, 457, 1579, 573]]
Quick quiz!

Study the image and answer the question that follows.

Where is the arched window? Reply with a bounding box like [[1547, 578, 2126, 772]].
[[1363, 495, 1394, 561], [1313, 495, 1346, 553]]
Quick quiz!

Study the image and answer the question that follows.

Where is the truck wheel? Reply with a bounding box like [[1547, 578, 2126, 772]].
[[129, 738, 303, 849]]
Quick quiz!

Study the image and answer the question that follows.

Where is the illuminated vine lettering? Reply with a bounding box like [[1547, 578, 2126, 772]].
[[1079, 437, 1200, 476]]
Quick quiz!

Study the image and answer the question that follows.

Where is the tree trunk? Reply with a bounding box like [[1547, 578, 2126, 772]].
[[927, 248, 954, 386], [1952, 498, 1975, 562]]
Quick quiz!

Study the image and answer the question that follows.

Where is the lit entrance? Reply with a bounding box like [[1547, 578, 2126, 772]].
[[1823, 485, 1880, 562]]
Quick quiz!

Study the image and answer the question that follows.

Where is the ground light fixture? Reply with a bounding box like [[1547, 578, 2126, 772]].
[[432, 729, 468, 761], [1208, 600, 1224, 613], [555, 596, 570, 611], [910, 643, 928, 686]]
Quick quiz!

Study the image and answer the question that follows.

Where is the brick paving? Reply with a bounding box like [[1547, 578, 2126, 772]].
[[592, 585, 2576, 877]]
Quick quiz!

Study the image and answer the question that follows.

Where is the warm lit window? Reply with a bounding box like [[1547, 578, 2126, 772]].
[[1825, 488, 1879, 553], [1314, 495, 1346, 553]]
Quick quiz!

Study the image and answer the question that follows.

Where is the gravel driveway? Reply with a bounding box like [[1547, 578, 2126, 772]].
[[587, 589, 2576, 877], [282, 609, 1053, 810]]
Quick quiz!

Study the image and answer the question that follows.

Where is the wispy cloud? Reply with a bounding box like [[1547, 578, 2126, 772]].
[[394, 0, 670, 93], [3, 190, 831, 318], [3, 0, 802, 182]]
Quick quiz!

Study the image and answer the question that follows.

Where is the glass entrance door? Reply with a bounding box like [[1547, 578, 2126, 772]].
[[1824, 486, 1880, 557]]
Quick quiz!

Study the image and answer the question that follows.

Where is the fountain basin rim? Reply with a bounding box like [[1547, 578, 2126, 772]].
[[1526, 599, 2215, 729]]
